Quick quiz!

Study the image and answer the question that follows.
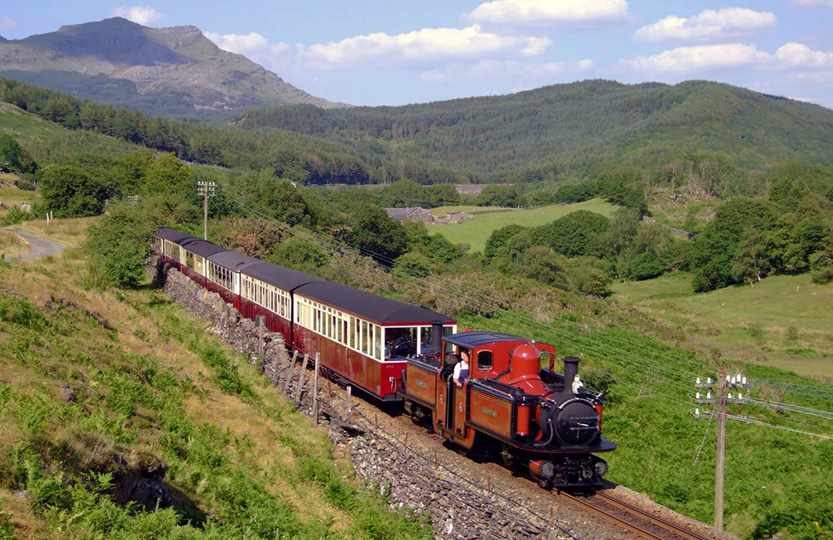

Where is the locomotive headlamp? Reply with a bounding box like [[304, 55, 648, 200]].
[[595, 460, 608, 477]]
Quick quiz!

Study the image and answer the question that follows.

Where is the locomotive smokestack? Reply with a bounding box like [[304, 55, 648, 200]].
[[564, 357, 580, 393], [430, 321, 444, 355]]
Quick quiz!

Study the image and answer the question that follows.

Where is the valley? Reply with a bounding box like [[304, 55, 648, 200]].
[[0, 8, 832, 538]]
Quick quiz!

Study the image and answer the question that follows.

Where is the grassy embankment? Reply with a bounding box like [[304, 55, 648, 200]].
[[0, 220, 429, 539], [427, 198, 618, 252], [614, 272, 833, 381]]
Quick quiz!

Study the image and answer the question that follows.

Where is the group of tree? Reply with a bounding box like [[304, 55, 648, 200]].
[[0, 133, 38, 176], [482, 209, 688, 296], [690, 180, 833, 291]]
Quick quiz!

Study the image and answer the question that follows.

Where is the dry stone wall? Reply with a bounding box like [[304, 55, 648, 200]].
[[155, 260, 575, 540]]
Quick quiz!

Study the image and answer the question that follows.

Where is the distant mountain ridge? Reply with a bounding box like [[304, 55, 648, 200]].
[[235, 79, 833, 180], [0, 17, 339, 118]]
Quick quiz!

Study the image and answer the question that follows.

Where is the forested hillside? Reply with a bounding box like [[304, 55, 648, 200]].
[[236, 80, 833, 182]]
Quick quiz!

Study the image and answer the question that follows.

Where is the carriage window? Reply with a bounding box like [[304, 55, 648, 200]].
[[477, 351, 493, 370], [386, 328, 417, 359]]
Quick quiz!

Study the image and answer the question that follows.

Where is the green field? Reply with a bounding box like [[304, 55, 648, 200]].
[[427, 198, 618, 251], [613, 272, 833, 380]]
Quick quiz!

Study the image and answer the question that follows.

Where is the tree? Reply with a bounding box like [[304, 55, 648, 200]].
[[519, 246, 570, 290], [393, 251, 434, 279], [38, 165, 110, 217], [689, 198, 776, 292], [269, 238, 330, 273], [85, 203, 155, 288], [475, 185, 521, 207], [345, 204, 408, 262], [143, 153, 193, 199], [0, 134, 37, 174], [484, 224, 525, 261], [533, 210, 610, 257]]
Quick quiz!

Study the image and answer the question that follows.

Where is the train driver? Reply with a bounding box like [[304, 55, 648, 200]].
[[453, 349, 470, 387]]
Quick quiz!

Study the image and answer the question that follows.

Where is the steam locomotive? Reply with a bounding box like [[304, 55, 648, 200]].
[[155, 227, 615, 488]]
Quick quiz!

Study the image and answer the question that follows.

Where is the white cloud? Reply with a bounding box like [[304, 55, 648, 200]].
[[792, 0, 833, 7], [113, 5, 162, 26], [207, 25, 551, 70], [626, 43, 771, 72], [304, 25, 550, 67], [420, 58, 594, 82], [625, 41, 833, 75], [775, 42, 833, 67], [634, 8, 775, 42], [0, 16, 15, 31], [469, 0, 628, 25]]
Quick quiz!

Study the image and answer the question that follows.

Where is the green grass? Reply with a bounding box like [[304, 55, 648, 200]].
[[461, 310, 833, 540], [613, 272, 833, 380], [427, 198, 618, 251], [429, 205, 512, 217], [0, 247, 429, 539]]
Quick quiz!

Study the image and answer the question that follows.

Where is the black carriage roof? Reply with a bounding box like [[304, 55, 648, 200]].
[[295, 280, 454, 325], [444, 331, 527, 348], [180, 239, 226, 258], [156, 227, 194, 244], [207, 250, 259, 271], [242, 261, 321, 291]]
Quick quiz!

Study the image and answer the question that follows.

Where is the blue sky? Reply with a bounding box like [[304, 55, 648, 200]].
[[3, 1, 833, 107]]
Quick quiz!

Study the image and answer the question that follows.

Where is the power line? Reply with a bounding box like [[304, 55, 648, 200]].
[[727, 415, 833, 441], [746, 399, 833, 422]]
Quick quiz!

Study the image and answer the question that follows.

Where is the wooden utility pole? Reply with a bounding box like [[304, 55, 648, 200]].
[[695, 371, 749, 533], [197, 181, 215, 240], [312, 353, 320, 424], [714, 370, 727, 532]]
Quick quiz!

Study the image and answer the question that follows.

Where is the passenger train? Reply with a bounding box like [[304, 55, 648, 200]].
[[155, 227, 615, 487]]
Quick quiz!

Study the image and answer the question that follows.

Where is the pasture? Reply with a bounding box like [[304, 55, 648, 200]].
[[613, 272, 833, 380], [427, 198, 618, 252]]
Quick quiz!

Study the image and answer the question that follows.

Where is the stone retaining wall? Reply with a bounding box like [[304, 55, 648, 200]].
[[156, 260, 572, 540]]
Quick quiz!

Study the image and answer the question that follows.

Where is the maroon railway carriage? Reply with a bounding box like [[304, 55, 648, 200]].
[[238, 261, 320, 345], [155, 227, 195, 271], [292, 280, 456, 400], [205, 251, 259, 308], [178, 239, 227, 287]]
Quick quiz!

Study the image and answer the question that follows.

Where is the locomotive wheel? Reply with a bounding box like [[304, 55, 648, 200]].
[[499, 445, 515, 469], [537, 476, 552, 490]]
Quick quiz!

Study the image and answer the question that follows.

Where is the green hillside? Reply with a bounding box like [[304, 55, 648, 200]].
[[236, 80, 833, 181], [0, 227, 428, 539]]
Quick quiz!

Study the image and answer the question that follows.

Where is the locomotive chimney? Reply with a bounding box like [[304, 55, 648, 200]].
[[430, 321, 444, 355], [563, 356, 580, 393]]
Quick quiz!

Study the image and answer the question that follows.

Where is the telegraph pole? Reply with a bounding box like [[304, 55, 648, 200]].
[[714, 371, 727, 531], [695, 372, 749, 532], [197, 180, 216, 240]]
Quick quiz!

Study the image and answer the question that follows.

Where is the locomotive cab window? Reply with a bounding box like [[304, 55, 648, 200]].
[[477, 350, 493, 371]]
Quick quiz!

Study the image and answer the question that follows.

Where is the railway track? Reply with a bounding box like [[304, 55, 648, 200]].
[[559, 491, 714, 540]]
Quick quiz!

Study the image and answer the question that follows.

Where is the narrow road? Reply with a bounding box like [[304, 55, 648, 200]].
[[5, 228, 64, 262]]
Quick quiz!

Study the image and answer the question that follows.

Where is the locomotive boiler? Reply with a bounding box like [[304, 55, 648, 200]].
[[401, 324, 615, 488]]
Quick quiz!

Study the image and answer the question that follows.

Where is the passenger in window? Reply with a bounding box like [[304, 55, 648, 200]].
[[453, 350, 470, 387]]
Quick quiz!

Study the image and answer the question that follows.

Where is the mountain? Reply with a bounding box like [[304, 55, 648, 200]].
[[234, 79, 833, 181], [0, 17, 339, 118]]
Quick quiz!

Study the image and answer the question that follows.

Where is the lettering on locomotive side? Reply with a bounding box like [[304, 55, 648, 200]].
[[415, 379, 427, 389], [482, 407, 498, 418]]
